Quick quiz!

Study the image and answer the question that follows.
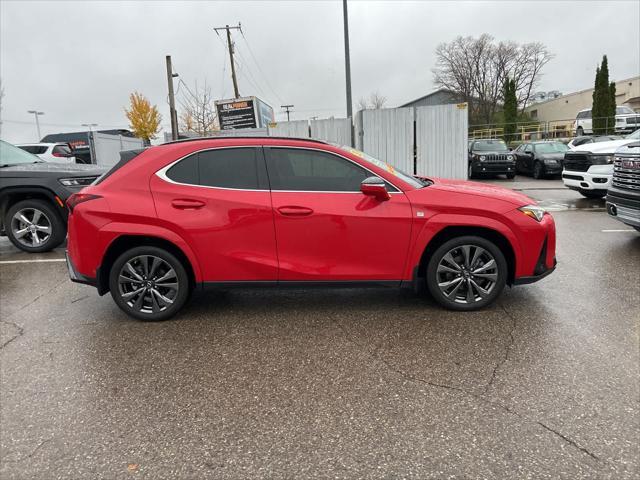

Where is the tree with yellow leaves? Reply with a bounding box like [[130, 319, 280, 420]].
[[125, 92, 162, 142]]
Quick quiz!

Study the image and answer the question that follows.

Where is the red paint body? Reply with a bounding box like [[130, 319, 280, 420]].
[[66, 138, 556, 289]]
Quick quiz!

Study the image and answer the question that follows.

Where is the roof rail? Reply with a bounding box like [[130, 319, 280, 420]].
[[161, 136, 329, 146]]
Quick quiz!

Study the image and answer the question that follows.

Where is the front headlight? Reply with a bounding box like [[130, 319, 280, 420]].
[[590, 155, 614, 165], [59, 176, 97, 187], [544, 159, 557, 164], [479, 155, 486, 161], [507, 154, 514, 161], [519, 205, 546, 222]]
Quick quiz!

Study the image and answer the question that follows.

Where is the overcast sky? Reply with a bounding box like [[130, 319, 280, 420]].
[[1, 0, 638, 143]]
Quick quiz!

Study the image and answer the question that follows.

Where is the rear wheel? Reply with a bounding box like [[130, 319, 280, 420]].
[[109, 246, 190, 321], [5, 199, 66, 253], [426, 236, 507, 311], [578, 189, 606, 199]]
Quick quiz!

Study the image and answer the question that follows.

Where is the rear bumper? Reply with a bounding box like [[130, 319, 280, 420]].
[[66, 250, 97, 287]]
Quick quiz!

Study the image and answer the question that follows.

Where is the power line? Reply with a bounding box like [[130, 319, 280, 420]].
[[239, 29, 284, 105]]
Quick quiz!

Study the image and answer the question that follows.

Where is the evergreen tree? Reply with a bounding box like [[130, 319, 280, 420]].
[[592, 56, 613, 134], [503, 78, 517, 143], [607, 81, 617, 134]]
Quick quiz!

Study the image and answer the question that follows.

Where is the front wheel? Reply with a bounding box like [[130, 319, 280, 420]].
[[5, 199, 66, 253], [426, 236, 507, 311], [506, 172, 516, 179], [533, 162, 544, 179], [109, 246, 190, 321], [468, 164, 475, 179], [578, 189, 606, 199]]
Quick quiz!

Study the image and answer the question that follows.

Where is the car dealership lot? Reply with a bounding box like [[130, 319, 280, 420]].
[[1, 181, 638, 479]]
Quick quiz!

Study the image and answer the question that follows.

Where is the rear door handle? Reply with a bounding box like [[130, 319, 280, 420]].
[[277, 206, 314, 217], [171, 199, 205, 210]]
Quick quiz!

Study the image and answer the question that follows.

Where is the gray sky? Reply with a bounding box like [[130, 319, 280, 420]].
[[1, 0, 638, 143]]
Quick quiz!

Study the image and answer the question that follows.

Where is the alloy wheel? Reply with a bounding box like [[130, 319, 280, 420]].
[[435, 244, 499, 304], [11, 208, 52, 248], [117, 255, 179, 314]]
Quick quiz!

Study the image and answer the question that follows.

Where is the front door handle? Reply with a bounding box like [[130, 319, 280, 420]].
[[277, 206, 314, 217], [171, 199, 205, 210]]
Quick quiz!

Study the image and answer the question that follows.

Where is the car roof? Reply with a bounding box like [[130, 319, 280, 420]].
[[162, 136, 328, 146]]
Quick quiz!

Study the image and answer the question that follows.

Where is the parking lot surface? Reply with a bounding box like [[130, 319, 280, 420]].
[[1, 179, 638, 479]]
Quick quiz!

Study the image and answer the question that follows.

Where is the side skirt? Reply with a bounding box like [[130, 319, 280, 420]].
[[202, 280, 409, 290]]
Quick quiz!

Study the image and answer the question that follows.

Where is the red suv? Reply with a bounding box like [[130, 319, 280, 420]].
[[66, 137, 556, 321]]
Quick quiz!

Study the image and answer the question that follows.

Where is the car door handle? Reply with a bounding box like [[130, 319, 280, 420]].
[[171, 199, 205, 210], [277, 206, 314, 217]]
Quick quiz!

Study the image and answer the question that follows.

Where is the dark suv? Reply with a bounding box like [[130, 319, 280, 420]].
[[606, 142, 640, 231], [0, 140, 105, 253], [468, 139, 516, 179]]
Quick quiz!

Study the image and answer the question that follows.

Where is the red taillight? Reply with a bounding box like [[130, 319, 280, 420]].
[[52, 152, 64, 157], [67, 193, 101, 212]]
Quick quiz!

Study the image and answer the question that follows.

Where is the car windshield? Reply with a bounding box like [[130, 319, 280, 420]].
[[625, 129, 640, 140], [472, 140, 508, 152], [617, 106, 635, 115], [0, 140, 44, 166], [535, 142, 568, 153], [337, 146, 426, 188]]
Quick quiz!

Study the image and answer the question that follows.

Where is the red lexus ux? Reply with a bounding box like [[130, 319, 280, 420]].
[[66, 137, 556, 321]]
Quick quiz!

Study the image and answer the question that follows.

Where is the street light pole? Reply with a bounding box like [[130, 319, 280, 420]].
[[27, 110, 44, 139], [342, 0, 354, 145]]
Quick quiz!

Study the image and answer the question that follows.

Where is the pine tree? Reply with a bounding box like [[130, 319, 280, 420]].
[[607, 81, 617, 134], [503, 78, 517, 143], [592, 65, 602, 135]]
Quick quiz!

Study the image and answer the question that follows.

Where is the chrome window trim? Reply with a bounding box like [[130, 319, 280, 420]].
[[155, 144, 407, 194]]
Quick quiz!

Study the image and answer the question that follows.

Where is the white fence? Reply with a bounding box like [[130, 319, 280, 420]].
[[355, 108, 415, 175], [267, 120, 309, 138], [310, 118, 352, 146], [92, 132, 144, 166], [416, 104, 468, 179]]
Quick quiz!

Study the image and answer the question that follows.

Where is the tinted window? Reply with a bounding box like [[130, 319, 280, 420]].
[[166, 154, 199, 184], [267, 148, 369, 191], [198, 148, 260, 189], [18, 145, 47, 154]]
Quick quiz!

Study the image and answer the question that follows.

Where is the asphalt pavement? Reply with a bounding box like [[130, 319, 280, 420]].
[[1, 179, 638, 479]]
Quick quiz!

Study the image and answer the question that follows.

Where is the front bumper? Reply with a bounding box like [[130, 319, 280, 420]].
[[471, 161, 515, 175], [606, 188, 640, 227], [66, 250, 97, 287], [513, 259, 557, 285], [562, 165, 612, 191]]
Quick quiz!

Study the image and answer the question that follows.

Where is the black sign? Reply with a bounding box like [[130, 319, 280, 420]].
[[216, 99, 257, 130]]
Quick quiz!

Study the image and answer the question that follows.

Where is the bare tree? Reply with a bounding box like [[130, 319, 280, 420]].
[[178, 80, 217, 136], [433, 35, 553, 124], [356, 91, 387, 110]]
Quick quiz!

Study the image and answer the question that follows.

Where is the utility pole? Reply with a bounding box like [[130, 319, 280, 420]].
[[214, 24, 242, 99], [342, 0, 354, 146], [166, 55, 179, 141], [281, 105, 294, 122], [81, 123, 98, 132], [27, 110, 44, 139]]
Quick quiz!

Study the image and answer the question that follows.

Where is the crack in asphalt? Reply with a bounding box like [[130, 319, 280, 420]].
[[0, 282, 66, 350], [0, 319, 24, 349], [482, 304, 517, 396], [329, 310, 602, 465]]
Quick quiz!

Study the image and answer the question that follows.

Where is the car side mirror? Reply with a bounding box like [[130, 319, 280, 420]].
[[361, 176, 390, 201]]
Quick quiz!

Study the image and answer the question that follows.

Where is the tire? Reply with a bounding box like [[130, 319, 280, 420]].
[[426, 236, 507, 311], [109, 246, 190, 321], [634, 226, 640, 233], [578, 189, 606, 199], [506, 172, 515, 179], [577, 127, 584, 136], [533, 161, 544, 179], [4, 199, 66, 253], [468, 164, 475, 179]]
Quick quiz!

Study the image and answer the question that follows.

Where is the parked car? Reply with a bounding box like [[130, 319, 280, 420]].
[[606, 142, 640, 231], [66, 137, 557, 321], [468, 139, 516, 179], [513, 141, 568, 178], [567, 135, 621, 150], [574, 106, 640, 136], [562, 129, 639, 198], [0, 140, 105, 253], [16, 142, 77, 163]]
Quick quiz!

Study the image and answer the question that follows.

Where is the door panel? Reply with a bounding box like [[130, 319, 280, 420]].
[[150, 147, 278, 281], [265, 147, 412, 281]]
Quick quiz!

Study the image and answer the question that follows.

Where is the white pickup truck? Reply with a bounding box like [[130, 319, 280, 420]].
[[562, 129, 639, 198]]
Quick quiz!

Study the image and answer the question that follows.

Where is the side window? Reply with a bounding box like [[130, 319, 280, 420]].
[[523, 144, 532, 153], [166, 153, 199, 184], [52, 145, 72, 155], [198, 148, 261, 189], [267, 148, 370, 192]]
